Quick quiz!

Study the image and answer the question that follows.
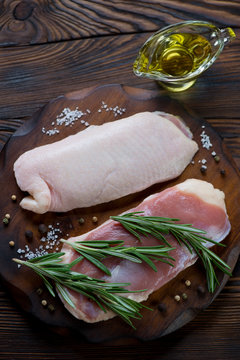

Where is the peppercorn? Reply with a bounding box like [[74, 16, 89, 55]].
[[214, 155, 220, 163], [158, 303, 167, 312], [25, 230, 33, 241], [197, 285, 206, 295], [92, 216, 98, 223], [48, 304, 55, 312], [11, 194, 17, 201], [185, 280, 191, 287], [36, 288, 43, 296], [5, 213, 10, 219], [9, 241, 15, 247], [3, 218, 9, 225], [78, 217, 85, 225], [182, 293, 188, 300], [200, 165, 207, 174], [41, 299, 48, 307], [174, 295, 181, 302], [38, 223, 48, 235], [220, 169, 226, 176]]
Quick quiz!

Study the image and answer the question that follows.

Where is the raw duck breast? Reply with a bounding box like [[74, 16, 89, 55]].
[[60, 179, 231, 323], [13, 111, 198, 214]]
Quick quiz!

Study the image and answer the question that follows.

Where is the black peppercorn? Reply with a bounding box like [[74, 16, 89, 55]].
[[197, 285, 206, 295], [36, 288, 43, 296], [38, 224, 48, 235], [158, 303, 167, 312], [25, 230, 33, 241], [200, 165, 207, 174]]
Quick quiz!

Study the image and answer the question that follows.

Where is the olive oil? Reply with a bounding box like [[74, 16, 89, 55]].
[[133, 32, 212, 78]]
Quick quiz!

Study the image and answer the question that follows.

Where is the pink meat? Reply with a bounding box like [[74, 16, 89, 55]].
[[60, 179, 231, 323], [13, 111, 198, 214], [154, 111, 193, 138]]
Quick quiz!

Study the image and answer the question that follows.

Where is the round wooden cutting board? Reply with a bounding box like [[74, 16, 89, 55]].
[[1, 84, 240, 343]]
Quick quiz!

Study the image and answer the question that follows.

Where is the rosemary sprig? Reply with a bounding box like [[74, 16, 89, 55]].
[[61, 239, 175, 274], [111, 212, 232, 293], [13, 253, 150, 328], [12, 211, 231, 326]]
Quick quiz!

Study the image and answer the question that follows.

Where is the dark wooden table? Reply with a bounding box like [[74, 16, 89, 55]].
[[0, 1, 240, 359]]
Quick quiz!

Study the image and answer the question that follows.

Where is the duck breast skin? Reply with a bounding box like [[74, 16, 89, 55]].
[[60, 179, 231, 323], [13, 111, 198, 214]]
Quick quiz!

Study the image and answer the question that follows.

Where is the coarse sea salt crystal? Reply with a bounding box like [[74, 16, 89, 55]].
[[200, 130, 212, 150], [42, 101, 127, 137], [46, 128, 60, 136], [98, 102, 126, 118], [42, 107, 89, 136]]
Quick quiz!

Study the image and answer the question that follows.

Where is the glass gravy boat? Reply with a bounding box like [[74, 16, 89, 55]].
[[133, 21, 236, 92]]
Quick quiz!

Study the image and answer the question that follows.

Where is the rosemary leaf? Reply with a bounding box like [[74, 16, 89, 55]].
[[111, 212, 231, 293], [62, 239, 175, 275], [13, 255, 148, 328]]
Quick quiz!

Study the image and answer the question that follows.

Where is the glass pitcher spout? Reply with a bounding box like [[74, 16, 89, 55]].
[[220, 27, 236, 44]]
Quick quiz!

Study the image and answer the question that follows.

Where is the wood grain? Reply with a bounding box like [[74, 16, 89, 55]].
[[0, 0, 239, 357], [0, 30, 239, 121], [0, 118, 23, 151], [1, 85, 240, 343], [0, 282, 240, 359], [0, 0, 239, 46], [207, 119, 240, 168]]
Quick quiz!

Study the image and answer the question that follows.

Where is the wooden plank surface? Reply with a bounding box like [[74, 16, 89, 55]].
[[0, 0, 240, 358], [0, 279, 240, 359], [0, 31, 239, 118], [0, 0, 239, 46]]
